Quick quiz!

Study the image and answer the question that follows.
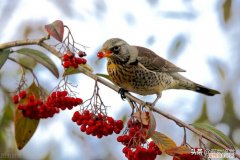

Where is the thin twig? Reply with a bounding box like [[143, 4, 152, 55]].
[[8, 57, 41, 88]]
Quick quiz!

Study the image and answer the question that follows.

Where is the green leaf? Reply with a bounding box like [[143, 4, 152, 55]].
[[44, 20, 64, 42], [194, 99, 209, 123], [222, 0, 232, 23], [63, 64, 93, 76], [151, 131, 177, 152], [18, 54, 37, 69], [14, 110, 39, 150], [96, 73, 113, 82], [14, 82, 40, 150], [221, 92, 240, 146], [0, 104, 14, 128], [16, 48, 59, 78], [0, 49, 11, 69], [27, 81, 41, 97], [192, 123, 235, 149]]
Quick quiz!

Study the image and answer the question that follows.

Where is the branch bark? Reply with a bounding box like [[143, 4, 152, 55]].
[[0, 37, 239, 159], [0, 36, 62, 58], [78, 65, 239, 155]]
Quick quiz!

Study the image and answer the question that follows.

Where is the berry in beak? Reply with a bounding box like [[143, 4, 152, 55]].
[[97, 50, 112, 59]]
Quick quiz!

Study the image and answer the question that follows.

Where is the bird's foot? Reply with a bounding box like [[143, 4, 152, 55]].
[[141, 102, 154, 109], [118, 88, 128, 100]]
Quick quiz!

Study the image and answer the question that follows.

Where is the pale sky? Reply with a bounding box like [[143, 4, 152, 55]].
[[1, 0, 238, 159]]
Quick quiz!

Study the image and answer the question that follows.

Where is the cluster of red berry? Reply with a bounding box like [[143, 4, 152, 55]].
[[117, 118, 162, 160], [72, 110, 124, 138], [13, 90, 27, 104], [173, 154, 201, 160], [13, 90, 82, 119], [62, 50, 87, 68], [117, 118, 149, 147], [46, 91, 82, 110], [122, 141, 161, 160]]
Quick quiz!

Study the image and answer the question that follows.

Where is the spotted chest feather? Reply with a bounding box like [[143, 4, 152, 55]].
[[106, 60, 175, 95]]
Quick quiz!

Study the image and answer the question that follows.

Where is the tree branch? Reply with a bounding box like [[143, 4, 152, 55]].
[[0, 37, 239, 159], [77, 53, 240, 159], [0, 35, 62, 58]]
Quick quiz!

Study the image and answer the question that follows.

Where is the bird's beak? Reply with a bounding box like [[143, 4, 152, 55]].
[[97, 50, 112, 59]]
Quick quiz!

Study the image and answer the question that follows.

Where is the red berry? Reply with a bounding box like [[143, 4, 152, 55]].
[[62, 90, 68, 97], [127, 119, 133, 127], [18, 104, 25, 110], [81, 58, 87, 64], [28, 95, 35, 102], [148, 141, 156, 148], [129, 127, 136, 135], [13, 95, 19, 104], [73, 111, 80, 118], [77, 120, 83, 126], [87, 119, 95, 126], [62, 54, 70, 61], [97, 52, 104, 58], [75, 58, 87, 64], [107, 117, 114, 124], [78, 51, 86, 57], [83, 110, 90, 115], [114, 129, 121, 134], [63, 61, 71, 68], [97, 134, 103, 139], [86, 127, 93, 135], [19, 90, 27, 99], [123, 147, 129, 154], [117, 136, 123, 142], [80, 124, 87, 132], [97, 113, 103, 119], [115, 120, 123, 129], [75, 98, 83, 104]]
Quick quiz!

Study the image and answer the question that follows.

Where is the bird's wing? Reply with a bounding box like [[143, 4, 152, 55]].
[[135, 46, 186, 72]]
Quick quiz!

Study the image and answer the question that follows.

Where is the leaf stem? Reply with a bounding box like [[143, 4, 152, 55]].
[[8, 57, 41, 92]]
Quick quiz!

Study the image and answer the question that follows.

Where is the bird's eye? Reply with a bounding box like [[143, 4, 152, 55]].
[[111, 46, 120, 53]]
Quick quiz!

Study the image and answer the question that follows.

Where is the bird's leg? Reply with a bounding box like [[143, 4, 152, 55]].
[[118, 88, 128, 100], [152, 93, 162, 106], [127, 98, 136, 115]]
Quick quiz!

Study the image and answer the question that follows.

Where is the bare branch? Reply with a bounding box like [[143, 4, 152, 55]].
[[0, 35, 62, 58]]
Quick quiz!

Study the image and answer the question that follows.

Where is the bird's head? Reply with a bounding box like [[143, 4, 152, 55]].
[[97, 38, 138, 64]]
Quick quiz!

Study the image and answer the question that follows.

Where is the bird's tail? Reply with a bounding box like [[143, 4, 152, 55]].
[[194, 83, 220, 96], [171, 73, 220, 96]]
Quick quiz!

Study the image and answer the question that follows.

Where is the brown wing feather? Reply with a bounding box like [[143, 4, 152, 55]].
[[135, 46, 186, 72]]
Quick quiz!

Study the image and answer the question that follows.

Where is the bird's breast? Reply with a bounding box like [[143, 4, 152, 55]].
[[107, 61, 175, 95]]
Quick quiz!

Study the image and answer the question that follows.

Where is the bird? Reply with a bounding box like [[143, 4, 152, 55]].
[[97, 38, 220, 106]]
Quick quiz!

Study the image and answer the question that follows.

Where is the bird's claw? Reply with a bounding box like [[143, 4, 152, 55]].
[[141, 102, 154, 109], [118, 88, 128, 100]]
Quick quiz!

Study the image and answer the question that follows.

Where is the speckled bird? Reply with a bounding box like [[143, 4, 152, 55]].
[[98, 38, 220, 105]]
